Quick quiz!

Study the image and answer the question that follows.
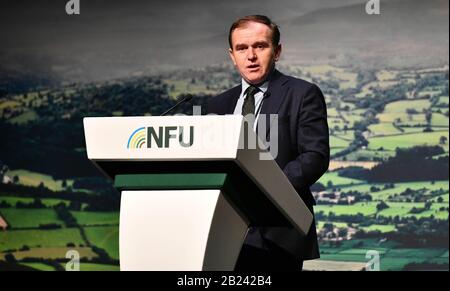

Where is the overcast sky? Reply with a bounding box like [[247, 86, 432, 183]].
[[0, 0, 448, 82]]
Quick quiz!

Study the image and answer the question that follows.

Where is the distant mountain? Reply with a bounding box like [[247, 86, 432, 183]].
[[0, 0, 447, 83], [281, 0, 449, 68]]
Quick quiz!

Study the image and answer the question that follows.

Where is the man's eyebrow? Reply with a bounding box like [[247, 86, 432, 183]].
[[252, 41, 270, 47], [234, 41, 269, 49], [234, 43, 248, 49]]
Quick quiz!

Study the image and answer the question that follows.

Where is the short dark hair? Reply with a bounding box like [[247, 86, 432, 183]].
[[228, 15, 280, 49]]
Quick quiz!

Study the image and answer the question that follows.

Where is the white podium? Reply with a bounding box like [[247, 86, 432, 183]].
[[84, 115, 312, 271]]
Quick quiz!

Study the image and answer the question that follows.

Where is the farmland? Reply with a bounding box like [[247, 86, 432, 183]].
[[0, 229, 84, 250], [0, 209, 61, 228], [84, 226, 119, 260], [0, 63, 448, 271]]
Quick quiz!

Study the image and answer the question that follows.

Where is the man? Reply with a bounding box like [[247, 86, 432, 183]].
[[207, 15, 330, 271]]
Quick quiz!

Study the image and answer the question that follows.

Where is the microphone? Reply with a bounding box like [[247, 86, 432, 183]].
[[160, 94, 193, 116], [263, 91, 271, 99]]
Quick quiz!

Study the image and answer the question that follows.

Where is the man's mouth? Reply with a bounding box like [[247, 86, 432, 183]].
[[247, 64, 260, 71]]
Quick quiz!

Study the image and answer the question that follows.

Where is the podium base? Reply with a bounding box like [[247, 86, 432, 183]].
[[119, 189, 248, 271]]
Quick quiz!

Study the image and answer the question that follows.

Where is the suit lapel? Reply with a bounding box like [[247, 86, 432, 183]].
[[225, 85, 242, 114], [257, 70, 289, 139]]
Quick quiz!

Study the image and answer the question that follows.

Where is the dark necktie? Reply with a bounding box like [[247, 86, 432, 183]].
[[242, 85, 260, 116]]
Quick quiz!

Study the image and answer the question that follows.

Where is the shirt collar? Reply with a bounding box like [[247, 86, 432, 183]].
[[241, 78, 269, 95]]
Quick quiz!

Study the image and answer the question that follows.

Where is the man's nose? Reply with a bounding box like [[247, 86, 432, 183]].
[[246, 48, 257, 60]]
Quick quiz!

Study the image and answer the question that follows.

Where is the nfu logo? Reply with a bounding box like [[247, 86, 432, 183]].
[[127, 126, 194, 149]]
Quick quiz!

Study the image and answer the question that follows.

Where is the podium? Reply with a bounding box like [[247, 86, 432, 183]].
[[83, 115, 313, 271]]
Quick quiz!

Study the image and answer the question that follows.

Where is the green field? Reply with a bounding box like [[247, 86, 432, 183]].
[[377, 112, 426, 124], [360, 224, 397, 233], [327, 108, 340, 117], [315, 199, 448, 220], [333, 130, 355, 141], [328, 117, 345, 129], [317, 221, 349, 229], [367, 131, 449, 151], [0, 229, 84, 251], [330, 148, 345, 156], [8, 110, 39, 125], [432, 193, 449, 203], [371, 181, 449, 199], [344, 114, 364, 126], [338, 248, 389, 255], [339, 181, 449, 199], [165, 79, 219, 98], [342, 149, 396, 161], [377, 70, 398, 81], [400, 127, 433, 134], [1, 66, 448, 271], [84, 226, 119, 260], [316, 221, 398, 234], [0, 209, 62, 228], [20, 262, 56, 271], [0, 247, 96, 260], [384, 99, 431, 113], [0, 100, 21, 110], [79, 263, 120, 271], [112, 111, 123, 116], [319, 254, 445, 271], [431, 113, 449, 127], [368, 123, 401, 136], [437, 96, 449, 106], [378, 202, 448, 220], [377, 203, 423, 217], [335, 70, 358, 90], [339, 101, 356, 110], [6, 169, 73, 192], [318, 171, 364, 187], [355, 81, 376, 98], [387, 248, 446, 258], [315, 202, 378, 216], [319, 238, 447, 270], [71, 211, 119, 226], [330, 135, 352, 148], [0, 197, 71, 207], [418, 90, 442, 98], [21, 262, 120, 271]]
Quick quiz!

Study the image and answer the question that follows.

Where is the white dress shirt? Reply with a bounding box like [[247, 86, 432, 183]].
[[233, 79, 269, 131]]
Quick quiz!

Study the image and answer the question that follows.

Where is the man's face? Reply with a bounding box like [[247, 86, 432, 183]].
[[229, 21, 281, 85]]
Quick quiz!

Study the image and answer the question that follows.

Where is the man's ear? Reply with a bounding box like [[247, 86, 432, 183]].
[[274, 44, 282, 62], [228, 48, 237, 66]]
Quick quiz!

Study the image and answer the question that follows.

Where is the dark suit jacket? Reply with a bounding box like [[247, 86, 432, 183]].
[[207, 69, 330, 260]]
